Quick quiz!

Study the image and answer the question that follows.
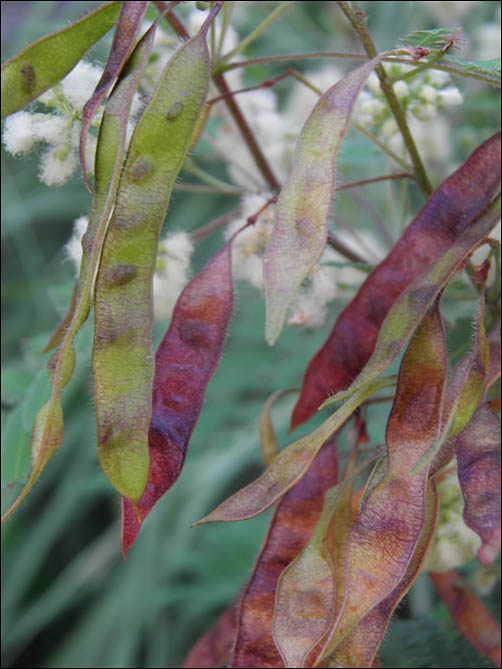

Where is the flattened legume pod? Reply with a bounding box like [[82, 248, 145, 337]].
[[264, 55, 386, 346], [93, 17, 214, 504], [1, 2, 120, 118], [80, 1, 149, 191], [1, 17, 159, 523], [121, 234, 235, 557]]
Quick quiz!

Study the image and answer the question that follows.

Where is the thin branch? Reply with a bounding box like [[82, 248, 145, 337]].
[[215, 50, 500, 87], [174, 182, 243, 195], [153, 2, 281, 193], [337, 1, 433, 195], [152, 0, 190, 39], [326, 233, 368, 264], [349, 188, 396, 249], [388, 51, 445, 83], [218, 52, 418, 73], [337, 172, 415, 191], [219, 1, 299, 66], [183, 157, 242, 192], [212, 72, 281, 192], [190, 206, 242, 242], [352, 122, 411, 171]]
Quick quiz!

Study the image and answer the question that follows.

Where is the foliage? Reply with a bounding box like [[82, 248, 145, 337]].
[[1, 2, 500, 668]]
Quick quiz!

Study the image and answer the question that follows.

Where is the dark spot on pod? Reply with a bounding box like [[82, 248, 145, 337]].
[[295, 216, 313, 238], [128, 157, 152, 183], [109, 264, 138, 286], [20, 62, 35, 93], [177, 318, 211, 348], [166, 101, 184, 122], [93, 310, 121, 348]]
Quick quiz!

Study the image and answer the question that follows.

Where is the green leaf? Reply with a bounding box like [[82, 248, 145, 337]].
[[398, 27, 462, 49], [1, 1, 121, 118], [444, 56, 501, 86]]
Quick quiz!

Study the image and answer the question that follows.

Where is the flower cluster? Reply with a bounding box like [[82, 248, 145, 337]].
[[2, 60, 143, 186], [65, 217, 193, 322], [354, 64, 462, 163], [423, 464, 481, 573]]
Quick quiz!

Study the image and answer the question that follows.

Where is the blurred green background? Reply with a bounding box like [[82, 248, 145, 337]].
[[1, 2, 500, 667]]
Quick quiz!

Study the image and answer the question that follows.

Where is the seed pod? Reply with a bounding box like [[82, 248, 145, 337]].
[[93, 18, 213, 504], [1, 16, 159, 523], [121, 236, 235, 557], [291, 133, 501, 430], [79, 1, 149, 191], [264, 56, 386, 346], [318, 296, 448, 660], [1, 2, 120, 118]]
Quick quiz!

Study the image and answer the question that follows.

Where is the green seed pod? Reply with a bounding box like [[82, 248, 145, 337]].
[[93, 21, 213, 504], [1, 2, 120, 118]]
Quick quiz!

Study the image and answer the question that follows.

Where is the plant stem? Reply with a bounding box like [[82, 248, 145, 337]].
[[337, 172, 415, 191], [154, 3, 281, 193], [218, 51, 378, 73], [183, 157, 242, 192], [219, 1, 298, 66], [216, 0, 235, 59], [216, 51, 499, 87], [353, 122, 411, 171], [388, 51, 444, 82], [327, 233, 368, 264], [174, 182, 243, 195], [191, 207, 243, 242], [337, 1, 433, 195], [152, 1, 190, 39], [212, 72, 281, 192]]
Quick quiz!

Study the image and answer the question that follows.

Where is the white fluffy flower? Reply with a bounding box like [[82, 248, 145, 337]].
[[393, 80, 409, 101], [61, 61, 103, 109], [3, 60, 110, 186], [470, 564, 501, 596], [39, 145, 79, 186], [65, 215, 89, 269], [287, 260, 338, 329], [224, 193, 275, 290], [30, 113, 68, 144], [425, 69, 451, 87], [410, 101, 437, 121], [419, 84, 437, 103], [153, 231, 194, 321], [438, 86, 463, 107], [2, 111, 35, 154]]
